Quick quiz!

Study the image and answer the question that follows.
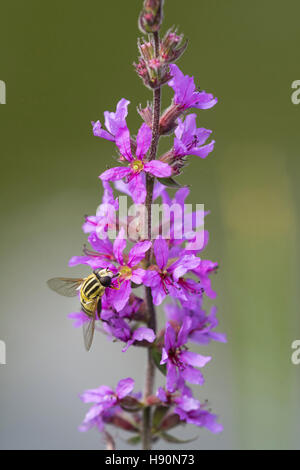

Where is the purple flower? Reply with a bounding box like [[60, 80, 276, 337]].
[[168, 64, 218, 110], [174, 114, 215, 159], [143, 238, 201, 305], [92, 98, 130, 142], [174, 394, 223, 433], [101, 312, 155, 352], [160, 318, 211, 392], [165, 300, 227, 345], [192, 259, 218, 299], [100, 123, 172, 204], [79, 377, 134, 432], [104, 227, 151, 310]]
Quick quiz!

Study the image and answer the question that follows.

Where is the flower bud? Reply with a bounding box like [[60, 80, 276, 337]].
[[135, 36, 171, 89], [120, 396, 143, 412], [139, 0, 164, 34], [160, 413, 181, 431], [137, 102, 153, 128], [110, 414, 138, 432], [160, 28, 188, 64], [145, 394, 161, 406], [159, 103, 183, 135]]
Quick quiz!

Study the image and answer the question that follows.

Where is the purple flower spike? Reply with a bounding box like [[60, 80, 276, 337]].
[[161, 318, 211, 392], [67, 2, 226, 445], [168, 64, 218, 110]]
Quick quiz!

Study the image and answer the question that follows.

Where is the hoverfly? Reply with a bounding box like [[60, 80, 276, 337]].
[[47, 268, 120, 351]]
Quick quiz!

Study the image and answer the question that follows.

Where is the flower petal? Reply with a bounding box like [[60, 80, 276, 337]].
[[116, 377, 135, 399], [136, 123, 152, 159], [181, 365, 205, 385], [189, 141, 215, 159], [115, 126, 133, 161], [151, 282, 167, 305], [144, 160, 172, 177], [130, 268, 147, 284], [169, 254, 201, 281], [128, 240, 152, 266], [113, 227, 127, 264], [177, 316, 192, 346], [154, 237, 169, 270], [132, 327, 156, 344], [128, 173, 146, 204], [109, 279, 131, 312], [104, 98, 130, 135], [180, 351, 211, 368], [100, 166, 131, 182], [92, 120, 115, 141], [164, 322, 176, 351], [166, 362, 178, 392]]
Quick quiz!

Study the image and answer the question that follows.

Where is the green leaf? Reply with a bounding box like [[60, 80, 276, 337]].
[[157, 177, 185, 188], [160, 432, 198, 444], [126, 435, 141, 446], [151, 347, 167, 376], [152, 406, 169, 430]]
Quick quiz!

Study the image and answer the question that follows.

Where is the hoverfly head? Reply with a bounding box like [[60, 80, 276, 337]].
[[94, 268, 116, 287]]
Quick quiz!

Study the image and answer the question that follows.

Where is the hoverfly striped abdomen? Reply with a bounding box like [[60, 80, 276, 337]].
[[81, 274, 103, 299]]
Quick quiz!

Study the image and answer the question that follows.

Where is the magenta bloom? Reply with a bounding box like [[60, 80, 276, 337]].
[[174, 114, 215, 159], [160, 318, 211, 392], [143, 237, 201, 305], [79, 377, 134, 432], [100, 123, 172, 203], [92, 98, 130, 142], [165, 300, 227, 345], [192, 259, 218, 299], [101, 312, 155, 352], [168, 64, 218, 110], [174, 395, 223, 433]]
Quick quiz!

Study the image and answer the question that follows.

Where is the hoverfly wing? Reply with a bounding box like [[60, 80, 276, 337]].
[[47, 277, 84, 297], [82, 311, 96, 351]]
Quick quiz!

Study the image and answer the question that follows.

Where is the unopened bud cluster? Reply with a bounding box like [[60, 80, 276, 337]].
[[135, 31, 187, 89], [139, 0, 164, 34]]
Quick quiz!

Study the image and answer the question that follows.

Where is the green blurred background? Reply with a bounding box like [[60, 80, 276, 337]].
[[0, 0, 299, 449]]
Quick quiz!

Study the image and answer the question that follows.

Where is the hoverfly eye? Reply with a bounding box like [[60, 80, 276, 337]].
[[100, 276, 112, 287]]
